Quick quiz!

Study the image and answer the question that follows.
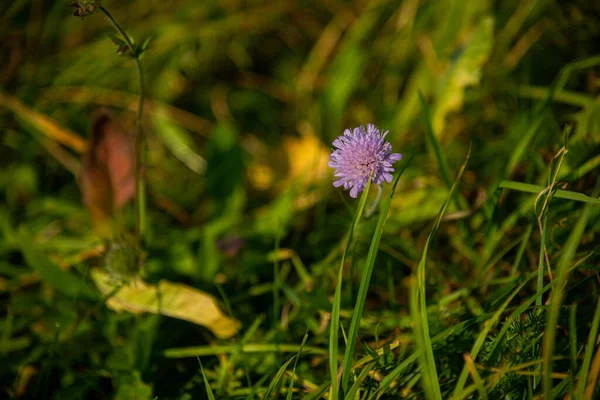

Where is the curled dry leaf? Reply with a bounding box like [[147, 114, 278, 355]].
[[80, 111, 135, 227], [91, 268, 240, 339]]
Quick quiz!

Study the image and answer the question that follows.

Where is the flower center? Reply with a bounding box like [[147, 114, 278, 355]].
[[355, 155, 377, 176]]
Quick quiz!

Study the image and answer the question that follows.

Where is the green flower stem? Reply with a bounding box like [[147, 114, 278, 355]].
[[99, 6, 145, 244], [365, 184, 383, 218], [329, 179, 372, 400]]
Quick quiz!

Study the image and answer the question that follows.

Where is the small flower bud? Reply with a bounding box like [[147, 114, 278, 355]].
[[70, 0, 101, 18], [105, 233, 141, 284]]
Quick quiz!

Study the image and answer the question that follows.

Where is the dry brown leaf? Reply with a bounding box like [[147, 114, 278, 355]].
[[80, 111, 135, 227]]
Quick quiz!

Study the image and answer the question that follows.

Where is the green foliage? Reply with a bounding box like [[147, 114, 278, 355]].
[[2, 0, 600, 399], [480, 310, 546, 398]]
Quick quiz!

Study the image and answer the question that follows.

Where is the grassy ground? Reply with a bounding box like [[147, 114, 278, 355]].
[[1, 0, 600, 398]]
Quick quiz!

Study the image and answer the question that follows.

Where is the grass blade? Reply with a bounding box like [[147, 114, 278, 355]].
[[345, 360, 376, 400], [199, 360, 217, 400], [372, 315, 491, 399], [505, 56, 600, 178], [164, 343, 327, 358], [18, 229, 97, 301], [418, 91, 453, 190], [464, 353, 487, 400], [451, 271, 538, 398], [584, 344, 600, 400], [543, 203, 593, 397], [569, 305, 578, 399], [301, 382, 331, 400], [0, 90, 87, 153], [412, 148, 470, 400], [262, 355, 297, 399], [287, 332, 309, 400], [340, 156, 413, 394], [482, 247, 597, 375], [329, 179, 372, 400], [499, 181, 600, 206], [575, 295, 600, 399], [534, 131, 569, 388], [511, 223, 533, 276]]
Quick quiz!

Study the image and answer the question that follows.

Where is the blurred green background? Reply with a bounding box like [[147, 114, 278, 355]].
[[1, 0, 600, 398]]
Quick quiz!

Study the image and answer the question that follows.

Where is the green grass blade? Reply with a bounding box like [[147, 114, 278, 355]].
[[511, 223, 533, 276], [287, 332, 309, 400], [543, 203, 592, 397], [329, 179, 372, 400], [516, 85, 593, 107], [453, 383, 479, 400], [216, 284, 259, 397], [372, 315, 490, 399], [410, 282, 440, 400], [499, 181, 600, 206], [536, 215, 548, 311], [371, 351, 420, 399], [340, 157, 413, 394], [18, 228, 97, 300], [301, 382, 331, 400], [505, 56, 600, 178], [575, 295, 600, 399], [451, 270, 538, 397], [412, 148, 470, 400], [199, 360, 217, 400], [345, 360, 376, 400], [263, 355, 297, 399], [273, 223, 282, 331], [0, 307, 13, 356], [484, 276, 567, 365], [164, 343, 327, 358], [550, 375, 572, 399], [568, 305, 578, 399], [418, 91, 453, 190], [482, 248, 596, 367], [534, 131, 569, 388]]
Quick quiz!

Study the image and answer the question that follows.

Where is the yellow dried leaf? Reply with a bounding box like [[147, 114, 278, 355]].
[[283, 134, 329, 185], [282, 133, 330, 210], [0, 90, 87, 153], [91, 269, 239, 339], [246, 131, 329, 195]]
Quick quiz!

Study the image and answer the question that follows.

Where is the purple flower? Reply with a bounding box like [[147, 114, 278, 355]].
[[328, 124, 402, 198]]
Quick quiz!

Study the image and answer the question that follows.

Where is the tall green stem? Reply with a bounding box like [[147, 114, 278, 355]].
[[99, 6, 145, 244]]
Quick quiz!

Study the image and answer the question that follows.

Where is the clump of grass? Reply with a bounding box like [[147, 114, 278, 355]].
[[1, 1, 600, 399]]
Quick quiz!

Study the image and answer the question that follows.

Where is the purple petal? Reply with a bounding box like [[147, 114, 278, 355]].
[[329, 124, 402, 198]]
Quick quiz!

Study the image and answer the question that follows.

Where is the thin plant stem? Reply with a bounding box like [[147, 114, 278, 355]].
[[365, 184, 383, 218], [329, 178, 372, 400], [99, 6, 145, 245]]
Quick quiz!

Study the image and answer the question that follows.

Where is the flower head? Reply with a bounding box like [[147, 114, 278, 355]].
[[328, 124, 402, 198]]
